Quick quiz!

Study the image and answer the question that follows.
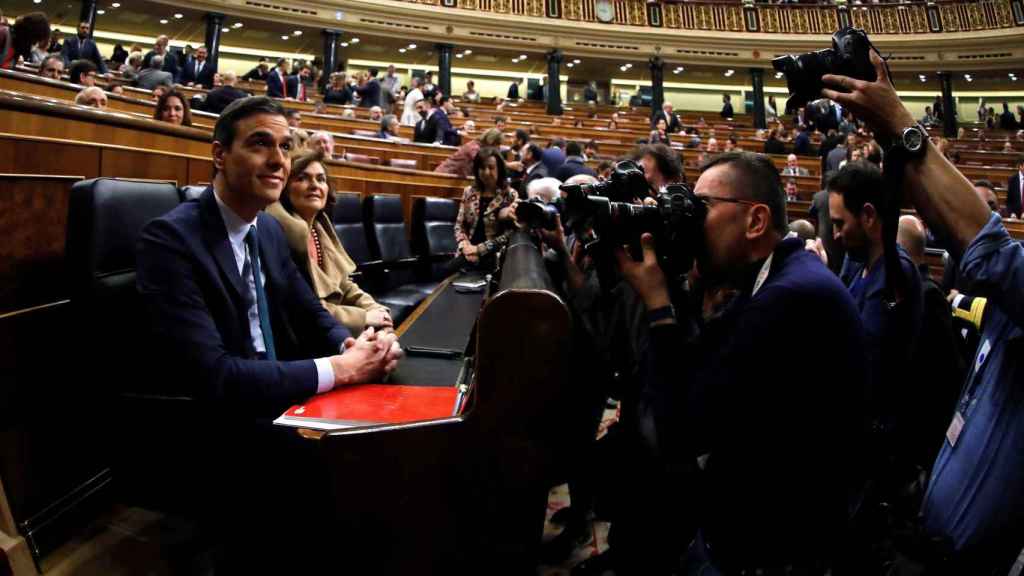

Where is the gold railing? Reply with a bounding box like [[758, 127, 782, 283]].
[[397, 0, 1023, 33]]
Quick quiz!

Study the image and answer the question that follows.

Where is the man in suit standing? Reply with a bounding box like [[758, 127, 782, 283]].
[[720, 93, 734, 119], [413, 99, 435, 144], [265, 58, 290, 99], [431, 96, 461, 147], [519, 144, 549, 197], [355, 69, 382, 108], [181, 44, 215, 89], [651, 102, 682, 133], [142, 35, 179, 83], [61, 21, 107, 74], [1007, 155, 1024, 219], [507, 78, 521, 100]]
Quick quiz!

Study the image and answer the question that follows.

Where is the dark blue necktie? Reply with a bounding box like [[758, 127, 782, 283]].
[[245, 226, 277, 360]]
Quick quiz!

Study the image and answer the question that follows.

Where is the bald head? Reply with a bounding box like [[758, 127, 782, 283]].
[[75, 86, 107, 109], [897, 215, 927, 265], [221, 70, 238, 86], [788, 219, 815, 241]]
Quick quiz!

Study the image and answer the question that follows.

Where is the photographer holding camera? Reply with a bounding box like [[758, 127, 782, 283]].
[[616, 150, 870, 573], [820, 49, 1024, 574]]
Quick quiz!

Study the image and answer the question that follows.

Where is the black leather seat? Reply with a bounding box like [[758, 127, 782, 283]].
[[331, 193, 417, 325], [365, 195, 439, 296], [412, 197, 459, 281], [179, 184, 206, 202], [66, 178, 198, 511]]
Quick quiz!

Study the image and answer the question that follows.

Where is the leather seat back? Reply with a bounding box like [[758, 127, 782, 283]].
[[331, 192, 374, 266], [178, 185, 206, 202], [364, 194, 412, 263], [412, 197, 458, 280], [66, 178, 181, 394]]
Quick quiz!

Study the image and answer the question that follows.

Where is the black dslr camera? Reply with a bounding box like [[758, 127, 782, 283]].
[[515, 197, 561, 231], [559, 160, 706, 286], [772, 26, 881, 111]]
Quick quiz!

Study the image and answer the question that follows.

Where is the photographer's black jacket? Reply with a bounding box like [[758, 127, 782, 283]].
[[641, 236, 869, 569]]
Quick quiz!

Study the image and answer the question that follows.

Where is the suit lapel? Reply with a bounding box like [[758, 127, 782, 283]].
[[199, 188, 247, 301]]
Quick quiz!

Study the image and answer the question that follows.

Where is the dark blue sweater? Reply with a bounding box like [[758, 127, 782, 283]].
[[641, 237, 869, 569]]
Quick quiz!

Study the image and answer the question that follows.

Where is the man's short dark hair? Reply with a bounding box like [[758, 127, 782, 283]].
[[973, 179, 995, 191], [438, 95, 451, 106], [549, 137, 566, 150], [214, 96, 287, 149], [565, 141, 583, 157], [701, 151, 788, 236], [368, 68, 378, 77], [494, 116, 507, 125], [525, 143, 542, 164], [643, 143, 682, 182], [68, 59, 97, 85], [286, 109, 301, 119], [826, 161, 885, 219], [514, 128, 529, 144], [585, 139, 599, 152], [39, 54, 62, 75]]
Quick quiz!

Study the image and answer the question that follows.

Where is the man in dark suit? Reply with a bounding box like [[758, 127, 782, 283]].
[[242, 58, 270, 82], [1008, 155, 1024, 219], [650, 102, 681, 133], [265, 58, 290, 99], [355, 69, 382, 108], [519, 143, 549, 197], [507, 78, 521, 100], [137, 96, 400, 414], [554, 141, 598, 181], [142, 35, 180, 83], [180, 44, 216, 89], [61, 21, 107, 74], [431, 96, 461, 147], [413, 99, 435, 144], [720, 93, 734, 119], [202, 70, 249, 114]]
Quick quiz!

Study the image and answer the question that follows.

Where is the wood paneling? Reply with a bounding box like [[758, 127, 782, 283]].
[[0, 175, 80, 315], [100, 150, 187, 185]]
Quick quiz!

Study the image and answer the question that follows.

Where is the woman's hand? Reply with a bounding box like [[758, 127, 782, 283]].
[[461, 242, 480, 263], [365, 308, 394, 329], [499, 199, 519, 223]]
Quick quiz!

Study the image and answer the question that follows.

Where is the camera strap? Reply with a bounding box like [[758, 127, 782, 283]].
[[880, 149, 908, 306]]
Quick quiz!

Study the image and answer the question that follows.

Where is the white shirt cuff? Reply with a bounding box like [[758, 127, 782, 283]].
[[313, 357, 336, 394]]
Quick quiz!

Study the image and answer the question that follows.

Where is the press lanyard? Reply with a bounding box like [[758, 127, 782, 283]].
[[751, 253, 773, 297]]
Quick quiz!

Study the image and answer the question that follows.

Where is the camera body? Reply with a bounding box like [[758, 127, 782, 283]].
[[560, 161, 706, 284], [772, 26, 878, 111], [516, 197, 561, 231]]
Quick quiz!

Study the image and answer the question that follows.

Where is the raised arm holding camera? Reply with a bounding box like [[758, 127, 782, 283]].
[[822, 48, 1024, 573]]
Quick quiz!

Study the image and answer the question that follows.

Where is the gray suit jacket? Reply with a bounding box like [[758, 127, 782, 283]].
[[135, 68, 173, 90]]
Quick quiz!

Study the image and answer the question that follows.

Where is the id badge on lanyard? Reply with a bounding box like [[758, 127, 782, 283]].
[[946, 338, 992, 448]]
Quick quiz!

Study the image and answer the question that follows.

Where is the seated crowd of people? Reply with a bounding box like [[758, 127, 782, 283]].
[[3, 10, 1024, 575]]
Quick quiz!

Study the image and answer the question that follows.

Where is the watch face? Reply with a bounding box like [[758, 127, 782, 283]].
[[596, 0, 615, 22], [904, 127, 924, 152]]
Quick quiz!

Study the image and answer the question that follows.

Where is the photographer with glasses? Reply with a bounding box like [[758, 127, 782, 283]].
[[616, 151, 870, 573], [822, 50, 1024, 574]]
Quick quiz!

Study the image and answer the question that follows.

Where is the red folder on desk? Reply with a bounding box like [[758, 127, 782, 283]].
[[273, 385, 461, 431]]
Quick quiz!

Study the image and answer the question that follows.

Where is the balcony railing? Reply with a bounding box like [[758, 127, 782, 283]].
[[407, 0, 1024, 34]]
